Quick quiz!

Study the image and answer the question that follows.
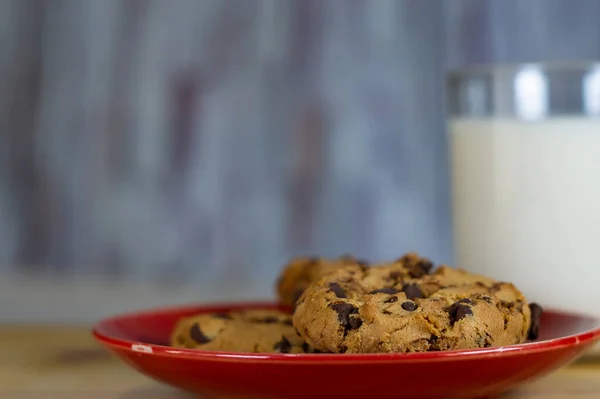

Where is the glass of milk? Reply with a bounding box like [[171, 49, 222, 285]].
[[447, 62, 600, 316]]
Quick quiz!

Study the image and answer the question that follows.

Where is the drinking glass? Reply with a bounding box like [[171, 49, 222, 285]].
[[447, 62, 600, 316]]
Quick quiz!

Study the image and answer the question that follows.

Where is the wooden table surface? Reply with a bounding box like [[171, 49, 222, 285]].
[[1, 326, 599, 399]]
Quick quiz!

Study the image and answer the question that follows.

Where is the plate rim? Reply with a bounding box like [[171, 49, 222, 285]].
[[92, 300, 600, 364]]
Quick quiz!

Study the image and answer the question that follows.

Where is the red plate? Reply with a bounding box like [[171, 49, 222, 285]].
[[92, 301, 600, 399]]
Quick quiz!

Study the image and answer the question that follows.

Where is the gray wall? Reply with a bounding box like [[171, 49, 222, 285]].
[[1, 0, 599, 287]]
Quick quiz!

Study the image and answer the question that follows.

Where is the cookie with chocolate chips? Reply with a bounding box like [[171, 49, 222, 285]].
[[171, 309, 317, 353], [292, 253, 541, 353], [276, 254, 366, 307]]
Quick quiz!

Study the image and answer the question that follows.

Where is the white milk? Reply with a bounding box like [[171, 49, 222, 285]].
[[449, 117, 600, 316]]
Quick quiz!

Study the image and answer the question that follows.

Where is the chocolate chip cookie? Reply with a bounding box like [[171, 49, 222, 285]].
[[276, 254, 366, 307], [293, 253, 541, 353], [170, 309, 317, 353]]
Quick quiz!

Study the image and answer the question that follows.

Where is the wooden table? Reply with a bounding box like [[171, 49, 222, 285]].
[[1, 326, 598, 399]]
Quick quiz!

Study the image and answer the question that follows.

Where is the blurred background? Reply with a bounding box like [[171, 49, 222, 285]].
[[1, 0, 600, 322]]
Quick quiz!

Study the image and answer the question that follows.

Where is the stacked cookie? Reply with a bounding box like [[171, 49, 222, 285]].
[[171, 309, 320, 353], [171, 253, 542, 354]]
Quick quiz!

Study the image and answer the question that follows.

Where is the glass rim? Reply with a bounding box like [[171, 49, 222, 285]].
[[447, 61, 600, 77]]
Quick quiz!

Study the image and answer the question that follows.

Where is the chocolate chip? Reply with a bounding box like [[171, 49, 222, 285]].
[[273, 336, 292, 353], [189, 324, 211, 344], [456, 298, 473, 305], [349, 316, 362, 329], [447, 301, 473, 325], [483, 333, 493, 348], [497, 300, 516, 311], [385, 296, 399, 303], [329, 303, 362, 331], [479, 295, 493, 304], [418, 260, 434, 273], [301, 342, 311, 353], [408, 260, 434, 278], [455, 305, 473, 321], [402, 283, 424, 300], [330, 303, 357, 322], [527, 303, 543, 340], [328, 282, 347, 298], [428, 335, 441, 351], [454, 305, 473, 321], [491, 282, 504, 293], [369, 287, 399, 295], [401, 301, 417, 311], [339, 345, 348, 353]]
